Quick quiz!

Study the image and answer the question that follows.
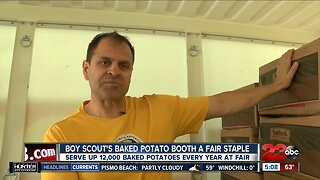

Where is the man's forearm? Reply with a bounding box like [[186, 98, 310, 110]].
[[206, 83, 282, 119]]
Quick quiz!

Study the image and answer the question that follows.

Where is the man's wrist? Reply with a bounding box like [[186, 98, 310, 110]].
[[270, 81, 286, 93]]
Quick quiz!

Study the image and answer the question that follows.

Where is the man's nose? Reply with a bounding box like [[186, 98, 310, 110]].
[[107, 64, 121, 77]]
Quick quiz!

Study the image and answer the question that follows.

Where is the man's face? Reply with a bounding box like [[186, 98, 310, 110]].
[[83, 38, 133, 101]]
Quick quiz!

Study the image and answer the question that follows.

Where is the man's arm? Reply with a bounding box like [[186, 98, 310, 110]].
[[205, 49, 299, 120]]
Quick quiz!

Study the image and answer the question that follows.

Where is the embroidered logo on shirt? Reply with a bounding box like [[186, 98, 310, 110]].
[[115, 134, 143, 143]]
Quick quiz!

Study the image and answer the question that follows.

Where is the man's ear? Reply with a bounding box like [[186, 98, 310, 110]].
[[82, 60, 89, 80]]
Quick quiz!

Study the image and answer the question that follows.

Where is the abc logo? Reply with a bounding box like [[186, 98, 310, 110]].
[[261, 144, 299, 161], [285, 145, 299, 160]]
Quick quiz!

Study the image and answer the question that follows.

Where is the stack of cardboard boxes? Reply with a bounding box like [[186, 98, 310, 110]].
[[221, 83, 262, 180], [259, 38, 320, 180]]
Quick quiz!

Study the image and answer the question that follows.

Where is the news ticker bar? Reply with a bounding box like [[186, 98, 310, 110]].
[[59, 143, 259, 153], [24, 143, 259, 162], [59, 153, 258, 162], [10, 162, 260, 173]]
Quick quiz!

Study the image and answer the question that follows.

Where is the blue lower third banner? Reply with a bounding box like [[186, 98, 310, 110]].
[[38, 162, 259, 172], [10, 162, 259, 172], [100, 163, 259, 172]]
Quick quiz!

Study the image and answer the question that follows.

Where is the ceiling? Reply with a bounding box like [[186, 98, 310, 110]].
[[2, 0, 320, 34]]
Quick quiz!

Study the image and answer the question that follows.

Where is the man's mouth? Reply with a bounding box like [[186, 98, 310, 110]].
[[103, 81, 121, 85]]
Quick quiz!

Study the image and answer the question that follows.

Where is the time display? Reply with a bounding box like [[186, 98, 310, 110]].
[[262, 163, 280, 171]]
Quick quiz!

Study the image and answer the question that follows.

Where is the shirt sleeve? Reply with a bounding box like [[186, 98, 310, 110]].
[[43, 125, 66, 142], [171, 96, 209, 136]]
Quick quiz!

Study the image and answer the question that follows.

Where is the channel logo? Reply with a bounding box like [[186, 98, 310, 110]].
[[24, 143, 57, 162], [261, 144, 299, 161], [9, 162, 39, 173]]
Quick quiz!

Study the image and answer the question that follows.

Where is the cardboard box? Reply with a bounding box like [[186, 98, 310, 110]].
[[263, 172, 295, 180], [260, 115, 320, 178], [222, 83, 259, 128], [259, 38, 320, 116], [279, 171, 319, 180], [221, 127, 258, 143], [263, 172, 319, 180], [221, 172, 262, 180]]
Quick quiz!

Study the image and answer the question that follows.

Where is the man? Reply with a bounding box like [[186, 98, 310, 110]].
[[42, 32, 299, 180]]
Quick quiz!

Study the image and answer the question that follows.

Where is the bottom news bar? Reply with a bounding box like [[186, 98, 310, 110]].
[[9, 162, 259, 173]]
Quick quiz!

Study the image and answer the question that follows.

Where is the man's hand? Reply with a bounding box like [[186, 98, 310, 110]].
[[274, 49, 299, 91]]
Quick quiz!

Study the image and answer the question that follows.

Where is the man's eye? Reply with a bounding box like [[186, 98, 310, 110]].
[[99, 61, 110, 65], [120, 64, 130, 70]]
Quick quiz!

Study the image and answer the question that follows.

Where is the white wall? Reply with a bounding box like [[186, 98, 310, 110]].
[[0, 25, 16, 157]]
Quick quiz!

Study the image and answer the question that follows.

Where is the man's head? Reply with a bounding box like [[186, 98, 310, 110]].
[[86, 32, 135, 64], [83, 32, 134, 102]]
